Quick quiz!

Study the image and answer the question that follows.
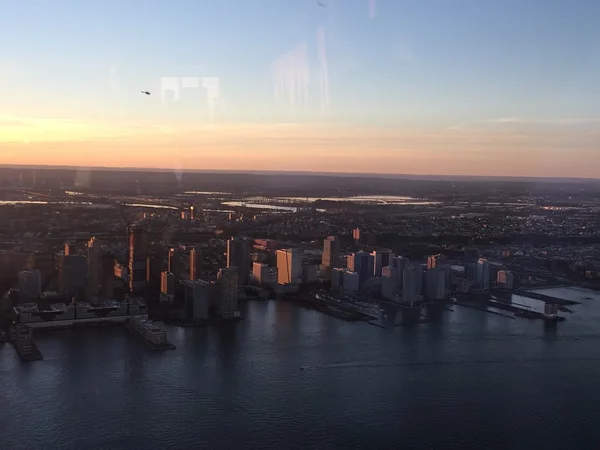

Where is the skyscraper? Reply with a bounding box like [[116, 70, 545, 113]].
[[189, 247, 202, 280], [146, 253, 164, 294], [183, 279, 210, 321], [476, 258, 490, 291], [59, 254, 87, 298], [18, 270, 42, 301], [276, 248, 302, 285], [161, 271, 175, 295], [381, 266, 399, 301], [322, 236, 340, 268], [128, 227, 148, 295], [217, 267, 240, 319], [168, 247, 181, 282], [425, 267, 447, 301], [87, 237, 102, 298], [402, 264, 423, 305], [226, 237, 251, 286], [391, 256, 410, 290], [372, 249, 393, 276], [348, 251, 374, 286]]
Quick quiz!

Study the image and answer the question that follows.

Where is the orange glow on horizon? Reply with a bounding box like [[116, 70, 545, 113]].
[[1, 114, 598, 178]]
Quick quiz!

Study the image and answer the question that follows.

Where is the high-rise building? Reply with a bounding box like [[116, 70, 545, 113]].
[[276, 248, 302, 285], [168, 247, 181, 283], [64, 242, 72, 256], [465, 263, 478, 283], [322, 236, 340, 268], [427, 255, 439, 269], [226, 237, 251, 286], [348, 251, 374, 286], [59, 254, 87, 297], [183, 279, 210, 321], [497, 270, 514, 289], [26, 251, 55, 282], [252, 262, 277, 286], [476, 258, 490, 291], [87, 237, 102, 297], [189, 247, 202, 280], [331, 268, 359, 292], [146, 254, 164, 294], [352, 228, 361, 244], [402, 264, 423, 305], [425, 267, 447, 301], [128, 227, 148, 295], [161, 271, 175, 295], [381, 265, 399, 301], [217, 267, 240, 319], [372, 249, 393, 276], [18, 270, 42, 301], [391, 256, 410, 290]]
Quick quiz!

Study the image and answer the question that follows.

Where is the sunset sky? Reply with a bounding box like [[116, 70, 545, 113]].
[[1, 0, 600, 177]]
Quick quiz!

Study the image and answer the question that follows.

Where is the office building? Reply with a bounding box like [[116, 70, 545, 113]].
[[322, 236, 340, 268], [381, 266, 399, 301], [372, 249, 393, 276], [168, 247, 181, 283], [427, 255, 439, 269], [189, 247, 202, 280], [146, 254, 164, 294], [348, 251, 374, 286], [59, 254, 86, 297], [160, 271, 175, 295], [252, 262, 277, 286], [18, 270, 42, 301], [402, 265, 423, 305], [87, 237, 102, 297], [425, 268, 447, 301], [331, 268, 359, 292], [391, 256, 410, 289], [227, 237, 251, 286], [26, 251, 55, 282], [217, 267, 240, 319], [302, 264, 318, 284], [476, 258, 490, 291], [128, 227, 148, 295], [497, 270, 514, 289], [276, 248, 302, 285], [465, 263, 478, 283], [183, 279, 210, 321]]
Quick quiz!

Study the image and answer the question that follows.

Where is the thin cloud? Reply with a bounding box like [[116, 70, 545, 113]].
[[482, 117, 600, 125]]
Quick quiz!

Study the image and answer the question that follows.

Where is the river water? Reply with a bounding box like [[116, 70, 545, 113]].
[[2, 288, 600, 449]]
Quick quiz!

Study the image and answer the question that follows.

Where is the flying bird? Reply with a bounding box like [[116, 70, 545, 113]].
[[317, 0, 326, 6], [141, 91, 151, 95]]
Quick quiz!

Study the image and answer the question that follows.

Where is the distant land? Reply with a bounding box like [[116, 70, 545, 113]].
[[1, 164, 599, 184]]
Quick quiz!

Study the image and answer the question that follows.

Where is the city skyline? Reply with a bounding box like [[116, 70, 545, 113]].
[[1, 0, 600, 177]]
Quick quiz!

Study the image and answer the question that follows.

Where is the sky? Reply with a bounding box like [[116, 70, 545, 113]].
[[1, 0, 599, 177]]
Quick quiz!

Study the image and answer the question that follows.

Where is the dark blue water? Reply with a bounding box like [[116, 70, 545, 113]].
[[2, 288, 600, 450]]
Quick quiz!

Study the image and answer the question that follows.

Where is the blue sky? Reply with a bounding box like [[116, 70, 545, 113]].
[[1, 0, 599, 175]]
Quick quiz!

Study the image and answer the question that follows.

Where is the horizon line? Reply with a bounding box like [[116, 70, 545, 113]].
[[0, 163, 599, 183]]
